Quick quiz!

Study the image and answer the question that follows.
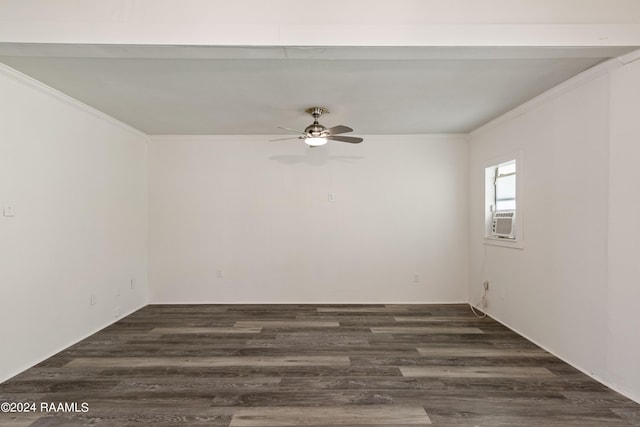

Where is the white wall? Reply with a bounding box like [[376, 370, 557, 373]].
[[607, 58, 640, 402], [0, 65, 148, 382], [468, 57, 640, 402], [149, 135, 468, 303]]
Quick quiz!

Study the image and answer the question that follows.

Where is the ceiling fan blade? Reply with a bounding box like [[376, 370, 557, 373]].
[[326, 125, 353, 135], [327, 135, 363, 144], [269, 136, 303, 142], [278, 126, 306, 135]]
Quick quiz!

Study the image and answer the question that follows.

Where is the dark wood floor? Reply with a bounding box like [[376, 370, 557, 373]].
[[1, 304, 639, 426]]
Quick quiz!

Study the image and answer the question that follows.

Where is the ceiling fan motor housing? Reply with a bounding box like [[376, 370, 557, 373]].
[[304, 122, 327, 136]]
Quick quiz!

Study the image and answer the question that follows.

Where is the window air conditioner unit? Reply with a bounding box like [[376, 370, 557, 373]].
[[492, 210, 515, 239]]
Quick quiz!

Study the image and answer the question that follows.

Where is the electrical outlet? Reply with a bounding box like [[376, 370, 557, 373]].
[[483, 280, 489, 291], [328, 193, 336, 202], [216, 268, 224, 278], [413, 273, 420, 283], [3, 203, 15, 217]]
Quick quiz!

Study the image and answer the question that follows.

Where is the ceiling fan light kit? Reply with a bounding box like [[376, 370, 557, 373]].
[[305, 137, 328, 146], [273, 106, 364, 146]]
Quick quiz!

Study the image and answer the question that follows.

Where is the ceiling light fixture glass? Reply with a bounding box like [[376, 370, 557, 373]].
[[305, 137, 328, 146]]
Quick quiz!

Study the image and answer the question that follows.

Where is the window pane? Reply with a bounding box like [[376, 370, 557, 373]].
[[496, 199, 516, 210], [496, 174, 516, 201]]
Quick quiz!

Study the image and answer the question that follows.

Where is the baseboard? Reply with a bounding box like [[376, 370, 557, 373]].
[[470, 304, 640, 405], [0, 304, 145, 384], [147, 300, 470, 305]]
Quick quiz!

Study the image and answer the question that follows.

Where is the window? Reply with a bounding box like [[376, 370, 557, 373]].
[[484, 154, 522, 248]]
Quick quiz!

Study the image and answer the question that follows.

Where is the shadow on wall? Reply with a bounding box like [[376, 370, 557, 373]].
[[269, 146, 364, 166]]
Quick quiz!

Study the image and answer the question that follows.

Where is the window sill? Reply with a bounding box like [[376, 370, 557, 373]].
[[484, 236, 524, 249]]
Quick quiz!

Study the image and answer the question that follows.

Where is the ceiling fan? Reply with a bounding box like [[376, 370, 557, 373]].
[[272, 107, 363, 146]]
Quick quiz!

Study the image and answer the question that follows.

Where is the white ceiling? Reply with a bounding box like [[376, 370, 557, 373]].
[[0, 44, 636, 135]]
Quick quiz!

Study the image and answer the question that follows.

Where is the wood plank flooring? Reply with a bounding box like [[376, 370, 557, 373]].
[[1, 304, 639, 426]]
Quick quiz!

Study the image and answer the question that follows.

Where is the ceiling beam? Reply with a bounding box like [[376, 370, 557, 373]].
[[1, 1, 639, 47]]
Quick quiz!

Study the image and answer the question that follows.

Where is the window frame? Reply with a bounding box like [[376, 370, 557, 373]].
[[483, 152, 523, 249]]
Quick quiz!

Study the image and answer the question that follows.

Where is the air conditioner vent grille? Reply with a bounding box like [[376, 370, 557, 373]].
[[494, 212, 514, 218], [491, 210, 515, 239]]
